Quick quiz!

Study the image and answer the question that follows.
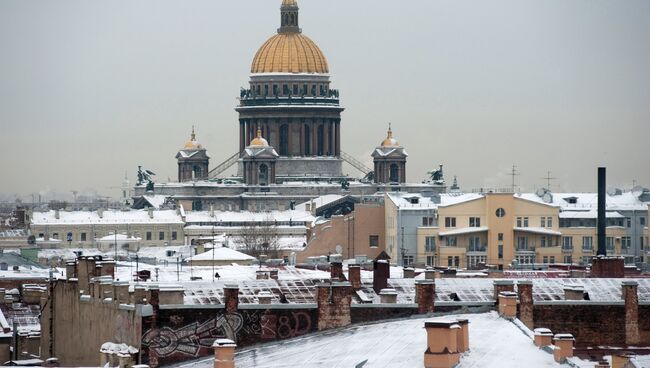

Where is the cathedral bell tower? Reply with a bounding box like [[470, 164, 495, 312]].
[[176, 127, 210, 182], [372, 125, 408, 184]]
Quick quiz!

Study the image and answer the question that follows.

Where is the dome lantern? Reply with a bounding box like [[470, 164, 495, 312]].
[[250, 128, 270, 147], [381, 123, 400, 147]]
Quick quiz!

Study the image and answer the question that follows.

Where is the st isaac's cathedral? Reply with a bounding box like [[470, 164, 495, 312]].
[[134, 0, 444, 212]]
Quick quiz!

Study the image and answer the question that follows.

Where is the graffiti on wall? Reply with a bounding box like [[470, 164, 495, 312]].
[[261, 311, 312, 340]]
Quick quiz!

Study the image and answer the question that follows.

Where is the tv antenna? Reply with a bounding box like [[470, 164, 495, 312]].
[[541, 171, 557, 190], [510, 165, 520, 192]]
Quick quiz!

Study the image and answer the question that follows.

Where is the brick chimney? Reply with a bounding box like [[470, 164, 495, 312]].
[[65, 261, 77, 280], [423, 321, 461, 368], [316, 282, 352, 331], [424, 269, 437, 280], [330, 262, 343, 281], [269, 270, 278, 280], [224, 284, 239, 314], [373, 260, 390, 294], [257, 291, 272, 305], [498, 292, 518, 319], [415, 280, 435, 314], [379, 288, 397, 304], [348, 264, 361, 289], [622, 281, 640, 345], [403, 267, 415, 278], [493, 280, 514, 305], [456, 319, 469, 353], [564, 285, 585, 301], [213, 339, 236, 368], [533, 328, 553, 347], [552, 334, 575, 363], [612, 353, 635, 368], [517, 280, 533, 329]]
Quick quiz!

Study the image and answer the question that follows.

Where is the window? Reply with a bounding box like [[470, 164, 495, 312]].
[[540, 236, 547, 248], [640, 217, 646, 226], [498, 233, 504, 241], [517, 217, 522, 227], [444, 217, 456, 228], [467, 255, 486, 267], [498, 245, 504, 259], [606, 237, 614, 252], [541, 217, 546, 228], [582, 256, 592, 265], [469, 217, 480, 227], [517, 237, 528, 251], [445, 236, 457, 247], [422, 217, 434, 227], [562, 237, 573, 250], [52, 233, 59, 240], [403, 256, 414, 267], [495, 208, 506, 218], [620, 236, 630, 249], [171, 232, 177, 241], [159, 232, 165, 241], [564, 255, 572, 264], [369, 235, 379, 248], [547, 217, 553, 228], [426, 256, 436, 267], [447, 256, 460, 267], [80, 233, 87, 242], [626, 218, 632, 228], [66, 232, 73, 242], [582, 236, 593, 251], [641, 237, 646, 250], [146, 232, 152, 241], [524, 217, 529, 227], [543, 256, 548, 264], [516, 255, 535, 264], [38, 233, 44, 239], [425, 237, 436, 252], [469, 237, 483, 252]]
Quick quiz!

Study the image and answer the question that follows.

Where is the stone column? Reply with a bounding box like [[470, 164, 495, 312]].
[[622, 281, 640, 345], [299, 123, 305, 156], [415, 280, 435, 314], [517, 280, 534, 329], [335, 121, 341, 156], [323, 121, 330, 156], [287, 121, 293, 156], [213, 339, 237, 368], [224, 284, 239, 314], [239, 122, 245, 152], [312, 122, 317, 157]]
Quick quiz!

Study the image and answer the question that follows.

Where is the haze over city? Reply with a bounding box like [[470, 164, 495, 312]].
[[1, 0, 649, 200]]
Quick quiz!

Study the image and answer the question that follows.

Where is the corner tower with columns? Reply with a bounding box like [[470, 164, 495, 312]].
[[236, 0, 344, 181], [176, 127, 210, 182], [372, 125, 408, 184]]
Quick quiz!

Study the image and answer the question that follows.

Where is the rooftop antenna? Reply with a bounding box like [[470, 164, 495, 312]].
[[541, 171, 557, 190], [510, 165, 520, 192]]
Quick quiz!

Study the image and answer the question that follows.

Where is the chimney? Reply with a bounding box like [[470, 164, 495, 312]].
[[534, 328, 553, 347], [403, 267, 415, 278], [373, 260, 389, 294], [564, 285, 585, 301], [54, 209, 60, 220], [497, 292, 518, 319], [224, 284, 239, 314], [552, 334, 575, 363], [424, 269, 437, 280], [455, 319, 469, 353], [348, 264, 361, 289], [594, 360, 610, 368], [213, 339, 237, 368], [517, 280, 534, 329], [330, 262, 343, 281], [622, 281, 640, 345], [379, 288, 397, 304], [415, 280, 435, 314], [97, 208, 104, 218], [257, 291, 272, 305], [65, 261, 77, 280], [612, 353, 635, 368], [210, 204, 215, 218], [316, 282, 352, 331], [269, 269, 278, 280], [597, 167, 606, 256], [148, 207, 154, 219], [493, 280, 514, 304], [423, 321, 461, 368]]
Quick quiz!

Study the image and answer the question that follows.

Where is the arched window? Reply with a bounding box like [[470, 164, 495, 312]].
[[193, 165, 202, 179], [259, 164, 269, 186], [280, 124, 289, 155], [390, 164, 400, 183], [317, 125, 324, 156], [304, 125, 311, 155]]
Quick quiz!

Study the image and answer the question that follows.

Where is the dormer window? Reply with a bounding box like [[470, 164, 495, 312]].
[[564, 197, 578, 204]]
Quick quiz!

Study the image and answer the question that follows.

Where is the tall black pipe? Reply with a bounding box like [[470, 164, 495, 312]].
[[597, 167, 607, 256]]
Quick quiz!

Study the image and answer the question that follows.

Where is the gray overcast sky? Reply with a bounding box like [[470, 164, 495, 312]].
[[1, 0, 649, 200]]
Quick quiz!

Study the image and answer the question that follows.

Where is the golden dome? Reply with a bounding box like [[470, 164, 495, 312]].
[[183, 126, 203, 150], [250, 128, 269, 147], [282, 0, 297, 5], [251, 33, 329, 74], [381, 125, 399, 147]]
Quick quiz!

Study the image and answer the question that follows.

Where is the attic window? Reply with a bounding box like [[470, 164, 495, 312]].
[[565, 197, 578, 204], [409, 197, 419, 204]]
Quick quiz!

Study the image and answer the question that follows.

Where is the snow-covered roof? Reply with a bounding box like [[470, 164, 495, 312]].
[[184, 210, 314, 224], [513, 227, 562, 236], [386, 193, 438, 209], [517, 192, 648, 211], [31, 210, 184, 225], [294, 194, 345, 212], [186, 246, 256, 262], [439, 193, 484, 207], [95, 234, 142, 244], [438, 226, 488, 237], [559, 210, 624, 219], [141, 195, 169, 209], [176, 311, 565, 368]]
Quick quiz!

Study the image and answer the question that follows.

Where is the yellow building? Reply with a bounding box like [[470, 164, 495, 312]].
[[409, 192, 641, 269]]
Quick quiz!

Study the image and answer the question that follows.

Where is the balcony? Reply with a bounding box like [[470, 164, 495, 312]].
[[239, 89, 340, 107]]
